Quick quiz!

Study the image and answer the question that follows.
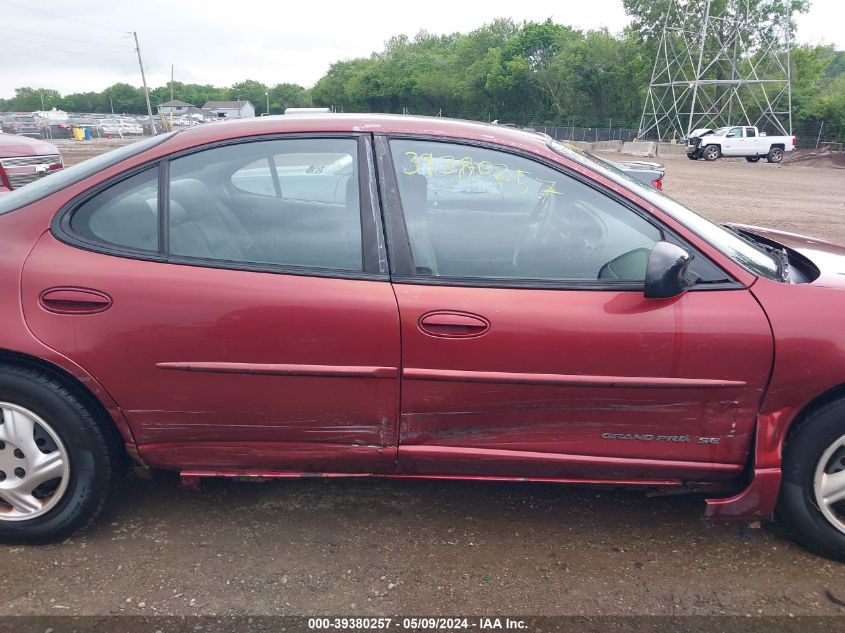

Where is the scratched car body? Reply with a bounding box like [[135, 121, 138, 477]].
[[2, 115, 845, 559]]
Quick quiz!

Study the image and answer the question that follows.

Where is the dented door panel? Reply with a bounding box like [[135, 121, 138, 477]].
[[394, 283, 773, 479]]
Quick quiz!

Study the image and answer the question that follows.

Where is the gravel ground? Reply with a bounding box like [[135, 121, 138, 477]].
[[3, 142, 845, 619]]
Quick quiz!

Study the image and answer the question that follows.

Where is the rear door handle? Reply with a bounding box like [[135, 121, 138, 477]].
[[419, 311, 490, 338], [39, 288, 112, 315]]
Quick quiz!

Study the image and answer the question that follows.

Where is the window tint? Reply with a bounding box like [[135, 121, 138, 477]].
[[745, 127, 757, 137], [69, 167, 159, 252], [390, 140, 662, 282], [168, 138, 363, 271]]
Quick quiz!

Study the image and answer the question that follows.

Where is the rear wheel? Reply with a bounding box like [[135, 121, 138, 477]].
[[780, 400, 845, 560], [703, 145, 720, 161], [0, 364, 121, 544], [767, 147, 784, 163], [746, 156, 761, 163]]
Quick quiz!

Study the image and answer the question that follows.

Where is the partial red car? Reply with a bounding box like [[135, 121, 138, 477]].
[[0, 133, 63, 194], [0, 115, 844, 559]]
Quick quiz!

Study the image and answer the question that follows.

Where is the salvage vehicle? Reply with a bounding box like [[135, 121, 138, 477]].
[[2, 115, 845, 560], [1, 115, 43, 139], [603, 158, 664, 190], [99, 118, 143, 137], [686, 125, 797, 163], [33, 110, 73, 140], [0, 134, 63, 194]]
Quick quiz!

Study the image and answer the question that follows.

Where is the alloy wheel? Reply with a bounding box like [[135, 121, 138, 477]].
[[0, 403, 70, 521], [814, 433, 845, 535]]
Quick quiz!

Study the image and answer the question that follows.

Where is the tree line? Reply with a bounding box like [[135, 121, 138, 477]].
[[1, 15, 843, 140]]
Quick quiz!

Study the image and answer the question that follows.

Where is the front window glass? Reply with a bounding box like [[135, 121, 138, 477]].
[[390, 139, 662, 282], [551, 140, 780, 280]]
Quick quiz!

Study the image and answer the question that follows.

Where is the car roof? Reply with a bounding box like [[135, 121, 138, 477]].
[[162, 113, 550, 153]]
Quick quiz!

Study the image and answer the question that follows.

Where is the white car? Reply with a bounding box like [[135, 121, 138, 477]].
[[100, 117, 143, 136], [117, 118, 143, 135], [687, 126, 797, 163]]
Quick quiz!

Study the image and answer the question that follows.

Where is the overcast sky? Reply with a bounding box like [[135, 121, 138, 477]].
[[0, 0, 842, 99]]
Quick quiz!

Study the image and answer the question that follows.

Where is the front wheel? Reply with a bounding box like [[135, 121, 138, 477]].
[[746, 156, 761, 163], [767, 147, 784, 163], [703, 145, 720, 161], [0, 365, 121, 544], [780, 400, 845, 560]]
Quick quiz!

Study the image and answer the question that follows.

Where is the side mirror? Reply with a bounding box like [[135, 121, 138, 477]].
[[644, 241, 695, 299]]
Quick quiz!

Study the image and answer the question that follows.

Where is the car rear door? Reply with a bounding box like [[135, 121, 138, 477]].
[[744, 127, 763, 155], [21, 134, 401, 474], [377, 136, 773, 483]]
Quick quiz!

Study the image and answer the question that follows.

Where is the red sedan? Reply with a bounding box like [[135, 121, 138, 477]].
[[0, 115, 843, 559]]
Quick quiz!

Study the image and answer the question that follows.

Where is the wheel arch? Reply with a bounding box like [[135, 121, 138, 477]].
[[704, 383, 845, 521], [0, 348, 137, 463], [782, 383, 845, 449]]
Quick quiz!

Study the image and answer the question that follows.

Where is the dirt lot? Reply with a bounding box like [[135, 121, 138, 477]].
[[3, 142, 845, 619], [623, 151, 845, 247]]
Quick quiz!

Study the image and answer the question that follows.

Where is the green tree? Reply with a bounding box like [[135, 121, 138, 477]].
[[228, 79, 269, 111], [101, 83, 144, 114], [268, 83, 309, 113], [5, 87, 62, 111]]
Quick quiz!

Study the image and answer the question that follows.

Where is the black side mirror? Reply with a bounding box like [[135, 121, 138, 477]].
[[644, 241, 695, 299]]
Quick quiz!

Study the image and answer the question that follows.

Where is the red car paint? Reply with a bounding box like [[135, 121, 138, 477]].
[[0, 134, 63, 193], [1, 115, 844, 522]]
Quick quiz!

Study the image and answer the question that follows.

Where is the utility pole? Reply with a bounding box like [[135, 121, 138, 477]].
[[132, 31, 157, 135], [170, 64, 174, 129]]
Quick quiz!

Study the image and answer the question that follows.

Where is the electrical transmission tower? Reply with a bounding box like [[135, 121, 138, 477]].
[[639, 0, 793, 141]]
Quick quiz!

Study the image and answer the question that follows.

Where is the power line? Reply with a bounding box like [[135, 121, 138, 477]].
[[0, 36, 134, 55], [0, 0, 130, 34], [0, 25, 132, 48]]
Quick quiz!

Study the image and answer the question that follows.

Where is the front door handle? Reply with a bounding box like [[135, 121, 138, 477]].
[[39, 288, 113, 315], [419, 311, 490, 338]]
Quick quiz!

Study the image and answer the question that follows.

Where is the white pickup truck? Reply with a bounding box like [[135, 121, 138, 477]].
[[687, 125, 797, 163]]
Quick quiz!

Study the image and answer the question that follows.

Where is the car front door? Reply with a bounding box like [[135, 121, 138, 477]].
[[21, 135, 400, 474], [378, 136, 773, 483], [722, 127, 745, 155]]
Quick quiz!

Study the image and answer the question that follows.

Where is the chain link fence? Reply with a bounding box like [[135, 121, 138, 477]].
[[371, 108, 844, 149]]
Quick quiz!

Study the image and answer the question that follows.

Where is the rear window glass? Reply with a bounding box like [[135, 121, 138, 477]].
[[0, 132, 175, 216]]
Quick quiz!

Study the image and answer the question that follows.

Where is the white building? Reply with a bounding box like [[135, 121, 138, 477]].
[[202, 100, 256, 119], [157, 100, 193, 116]]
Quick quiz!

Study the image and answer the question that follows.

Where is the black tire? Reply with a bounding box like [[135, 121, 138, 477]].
[[780, 400, 845, 561], [767, 147, 784, 163], [687, 153, 699, 160], [703, 145, 720, 161], [746, 156, 761, 163], [0, 364, 122, 544]]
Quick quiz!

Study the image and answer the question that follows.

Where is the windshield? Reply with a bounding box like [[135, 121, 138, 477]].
[[0, 132, 175, 215], [550, 140, 781, 280], [713, 127, 731, 136]]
